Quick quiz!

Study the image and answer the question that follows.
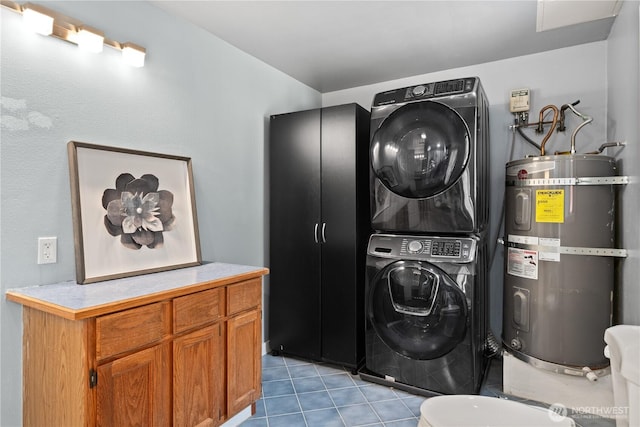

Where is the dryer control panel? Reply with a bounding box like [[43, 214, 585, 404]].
[[368, 233, 477, 263], [372, 77, 477, 106]]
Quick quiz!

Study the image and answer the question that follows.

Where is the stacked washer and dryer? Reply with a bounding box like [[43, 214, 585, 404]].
[[363, 77, 490, 395]]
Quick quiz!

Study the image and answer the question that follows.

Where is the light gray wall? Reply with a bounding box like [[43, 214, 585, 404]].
[[607, 0, 640, 325], [0, 2, 320, 425], [323, 42, 614, 337]]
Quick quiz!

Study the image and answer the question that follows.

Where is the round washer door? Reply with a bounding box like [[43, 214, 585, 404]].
[[371, 101, 470, 199], [368, 260, 467, 360]]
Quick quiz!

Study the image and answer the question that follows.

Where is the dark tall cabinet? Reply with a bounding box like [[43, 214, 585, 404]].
[[269, 103, 370, 370]]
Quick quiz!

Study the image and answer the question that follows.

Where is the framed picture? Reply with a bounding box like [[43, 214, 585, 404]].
[[68, 141, 201, 284]]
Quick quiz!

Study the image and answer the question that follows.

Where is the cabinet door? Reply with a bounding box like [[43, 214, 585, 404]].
[[227, 309, 261, 416], [97, 343, 170, 427], [269, 109, 322, 359], [320, 104, 369, 366], [174, 323, 226, 427]]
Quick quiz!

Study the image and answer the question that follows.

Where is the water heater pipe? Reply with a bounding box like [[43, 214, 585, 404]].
[[565, 103, 593, 154], [586, 141, 626, 155], [538, 105, 559, 156], [582, 366, 599, 382]]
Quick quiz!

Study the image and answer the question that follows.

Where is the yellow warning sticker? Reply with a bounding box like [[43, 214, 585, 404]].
[[535, 189, 564, 223]]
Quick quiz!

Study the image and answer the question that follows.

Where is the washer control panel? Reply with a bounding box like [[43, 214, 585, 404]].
[[372, 77, 477, 107], [431, 240, 462, 257], [368, 234, 476, 263]]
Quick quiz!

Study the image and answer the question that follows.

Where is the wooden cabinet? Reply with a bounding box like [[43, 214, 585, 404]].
[[7, 264, 267, 427]]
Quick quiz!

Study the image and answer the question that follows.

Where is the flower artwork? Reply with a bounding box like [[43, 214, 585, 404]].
[[68, 141, 201, 284], [102, 173, 176, 250]]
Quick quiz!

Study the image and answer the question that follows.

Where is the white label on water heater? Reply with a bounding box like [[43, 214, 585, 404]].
[[539, 237, 561, 262], [539, 252, 561, 262], [508, 234, 539, 245], [507, 247, 539, 280], [539, 237, 560, 247]]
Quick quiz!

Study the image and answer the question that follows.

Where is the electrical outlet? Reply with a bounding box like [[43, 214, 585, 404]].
[[38, 237, 57, 264]]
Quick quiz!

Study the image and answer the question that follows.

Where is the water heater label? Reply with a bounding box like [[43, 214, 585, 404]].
[[539, 251, 561, 262], [535, 189, 564, 223], [508, 234, 538, 245], [539, 237, 561, 262], [507, 247, 538, 280]]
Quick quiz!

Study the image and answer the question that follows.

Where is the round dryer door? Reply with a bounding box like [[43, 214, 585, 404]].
[[368, 260, 467, 360], [371, 101, 470, 199]]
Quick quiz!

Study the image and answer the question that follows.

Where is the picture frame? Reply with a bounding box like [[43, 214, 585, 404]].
[[68, 141, 201, 284]]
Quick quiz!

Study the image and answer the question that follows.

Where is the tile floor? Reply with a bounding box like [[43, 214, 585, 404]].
[[240, 354, 615, 427]]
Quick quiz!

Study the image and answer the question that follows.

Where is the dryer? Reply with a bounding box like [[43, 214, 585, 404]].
[[364, 233, 487, 395], [370, 77, 489, 235]]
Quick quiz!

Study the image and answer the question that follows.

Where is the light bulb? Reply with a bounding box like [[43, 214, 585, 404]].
[[122, 43, 146, 67], [22, 6, 54, 36], [77, 26, 104, 53]]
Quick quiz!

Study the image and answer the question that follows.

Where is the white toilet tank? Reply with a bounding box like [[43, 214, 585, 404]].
[[604, 325, 640, 427]]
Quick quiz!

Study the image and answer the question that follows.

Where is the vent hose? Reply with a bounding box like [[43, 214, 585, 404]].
[[483, 127, 519, 359], [485, 329, 502, 357]]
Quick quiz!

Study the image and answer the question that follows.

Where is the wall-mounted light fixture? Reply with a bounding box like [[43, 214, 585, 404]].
[[1, 0, 146, 67]]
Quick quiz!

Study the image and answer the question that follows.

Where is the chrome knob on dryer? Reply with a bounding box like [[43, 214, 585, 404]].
[[408, 240, 423, 253], [412, 85, 426, 96]]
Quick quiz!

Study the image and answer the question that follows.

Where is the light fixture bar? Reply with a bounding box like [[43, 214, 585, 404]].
[[0, 0, 20, 12], [0, 0, 147, 67]]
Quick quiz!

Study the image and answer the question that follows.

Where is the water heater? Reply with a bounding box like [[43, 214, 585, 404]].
[[503, 154, 624, 373]]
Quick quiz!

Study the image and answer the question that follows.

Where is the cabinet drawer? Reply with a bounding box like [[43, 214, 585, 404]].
[[227, 279, 261, 315], [174, 287, 225, 334], [96, 301, 170, 360]]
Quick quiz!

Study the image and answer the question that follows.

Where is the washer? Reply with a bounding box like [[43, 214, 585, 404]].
[[370, 77, 489, 234], [364, 233, 487, 395]]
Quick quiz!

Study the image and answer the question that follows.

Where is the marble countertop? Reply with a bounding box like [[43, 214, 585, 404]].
[[5, 262, 268, 319]]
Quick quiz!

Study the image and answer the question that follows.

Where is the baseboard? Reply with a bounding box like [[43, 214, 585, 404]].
[[220, 406, 252, 427]]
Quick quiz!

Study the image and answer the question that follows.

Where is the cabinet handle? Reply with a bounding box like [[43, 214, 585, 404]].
[[314, 223, 319, 243], [321, 223, 326, 243], [89, 369, 98, 388]]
